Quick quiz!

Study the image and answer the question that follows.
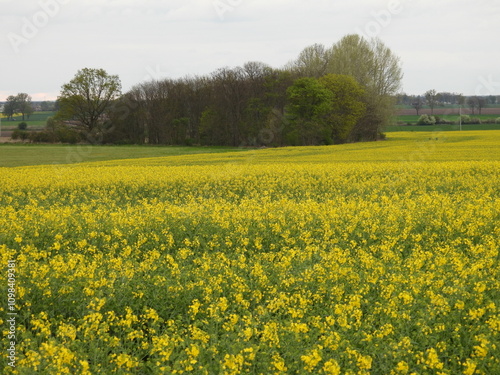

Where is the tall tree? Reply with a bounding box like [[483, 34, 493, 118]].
[[285, 77, 332, 145], [412, 96, 423, 115], [57, 68, 121, 134], [476, 96, 487, 115], [3, 95, 18, 120], [425, 89, 438, 115], [2, 93, 33, 121], [466, 96, 478, 115], [292, 44, 330, 78], [326, 35, 403, 141], [15, 93, 33, 121], [319, 74, 366, 144]]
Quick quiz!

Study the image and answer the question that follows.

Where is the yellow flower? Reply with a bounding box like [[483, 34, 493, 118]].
[[301, 347, 322, 372], [111, 353, 139, 369], [323, 359, 341, 375], [395, 361, 409, 374], [222, 353, 244, 374], [272, 352, 287, 373], [463, 359, 477, 375]]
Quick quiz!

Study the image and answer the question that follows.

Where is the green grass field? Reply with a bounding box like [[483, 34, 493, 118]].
[[0, 111, 55, 129], [396, 114, 500, 125], [0, 144, 245, 168], [2, 130, 499, 168], [385, 123, 500, 132]]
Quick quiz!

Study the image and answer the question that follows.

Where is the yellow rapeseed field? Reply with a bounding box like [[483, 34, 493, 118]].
[[1, 131, 500, 374]]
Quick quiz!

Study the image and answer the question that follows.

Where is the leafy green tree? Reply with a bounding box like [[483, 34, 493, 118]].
[[286, 77, 333, 145], [17, 93, 33, 120], [417, 114, 436, 125], [57, 68, 121, 133], [41, 101, 55, 111], [3, 95, 18, 120], [326, 34, 403, 141], [319, 74, 366, 143], [3, 93, 33, 121]]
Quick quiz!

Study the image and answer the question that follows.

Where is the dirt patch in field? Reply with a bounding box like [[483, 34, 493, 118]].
[[0, 131, 13, 141]]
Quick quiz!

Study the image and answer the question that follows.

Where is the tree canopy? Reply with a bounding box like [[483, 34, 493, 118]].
[[2, 93, 33, 121], [57, 68, 121, 133], [319, 74, 366, 144], [52, 35, 403, 146]]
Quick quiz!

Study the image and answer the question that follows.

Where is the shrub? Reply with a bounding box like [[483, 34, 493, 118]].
[[29, 131, 54, 143], [459, 115, 471, 124], [458, 116, 481, 125], [417, 114, 436, 125], [481, 118, 496, 124], [496, 117, 500, 124], [11, 130, 29, 141], [56, 127, 81, 144], [18, 122, 28, 130], [27, 126, 82, 144]]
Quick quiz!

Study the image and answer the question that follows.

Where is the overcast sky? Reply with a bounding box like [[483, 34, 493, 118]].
[[1, 0, 499, 101]]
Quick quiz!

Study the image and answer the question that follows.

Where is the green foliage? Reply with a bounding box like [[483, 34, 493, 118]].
[[286, 78, 333, 145], [70, 35, 402, 146], [18, 122, 28, 130], [199, 108, 223, 145], [327, 35, 403, 141], [57, 68, 122, 133], [319, 74, 366, 143], [417, 114, 436, 125], [23, 117, 82, 144], [3, 93, 33, 121], [460, 115, 471, 124], [287, 78, 332, 120], [459, 115, 482, 124], [11, 129, 29, 141], [285, 75, 366, 145]]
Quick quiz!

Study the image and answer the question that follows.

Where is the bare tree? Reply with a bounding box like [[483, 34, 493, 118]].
[[412, 96, 423, 116], [425, 89, 438, 115], [292, 43, 330, 78], [477, 96, 487, 115], [467, 96, 478, 115]]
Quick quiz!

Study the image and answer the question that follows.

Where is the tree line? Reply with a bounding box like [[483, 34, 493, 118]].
[[21, 34, 405, 146], [397, 91, 499, 116], [2, 93, 34, 121]]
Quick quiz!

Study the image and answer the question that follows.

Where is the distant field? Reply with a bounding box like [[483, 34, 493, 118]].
[[397, 114, 500, 124], [0, 111, 54, 128], [2, 130, 499, 168], [397, 107, 500, 116], [385, 123, 500, 132]]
